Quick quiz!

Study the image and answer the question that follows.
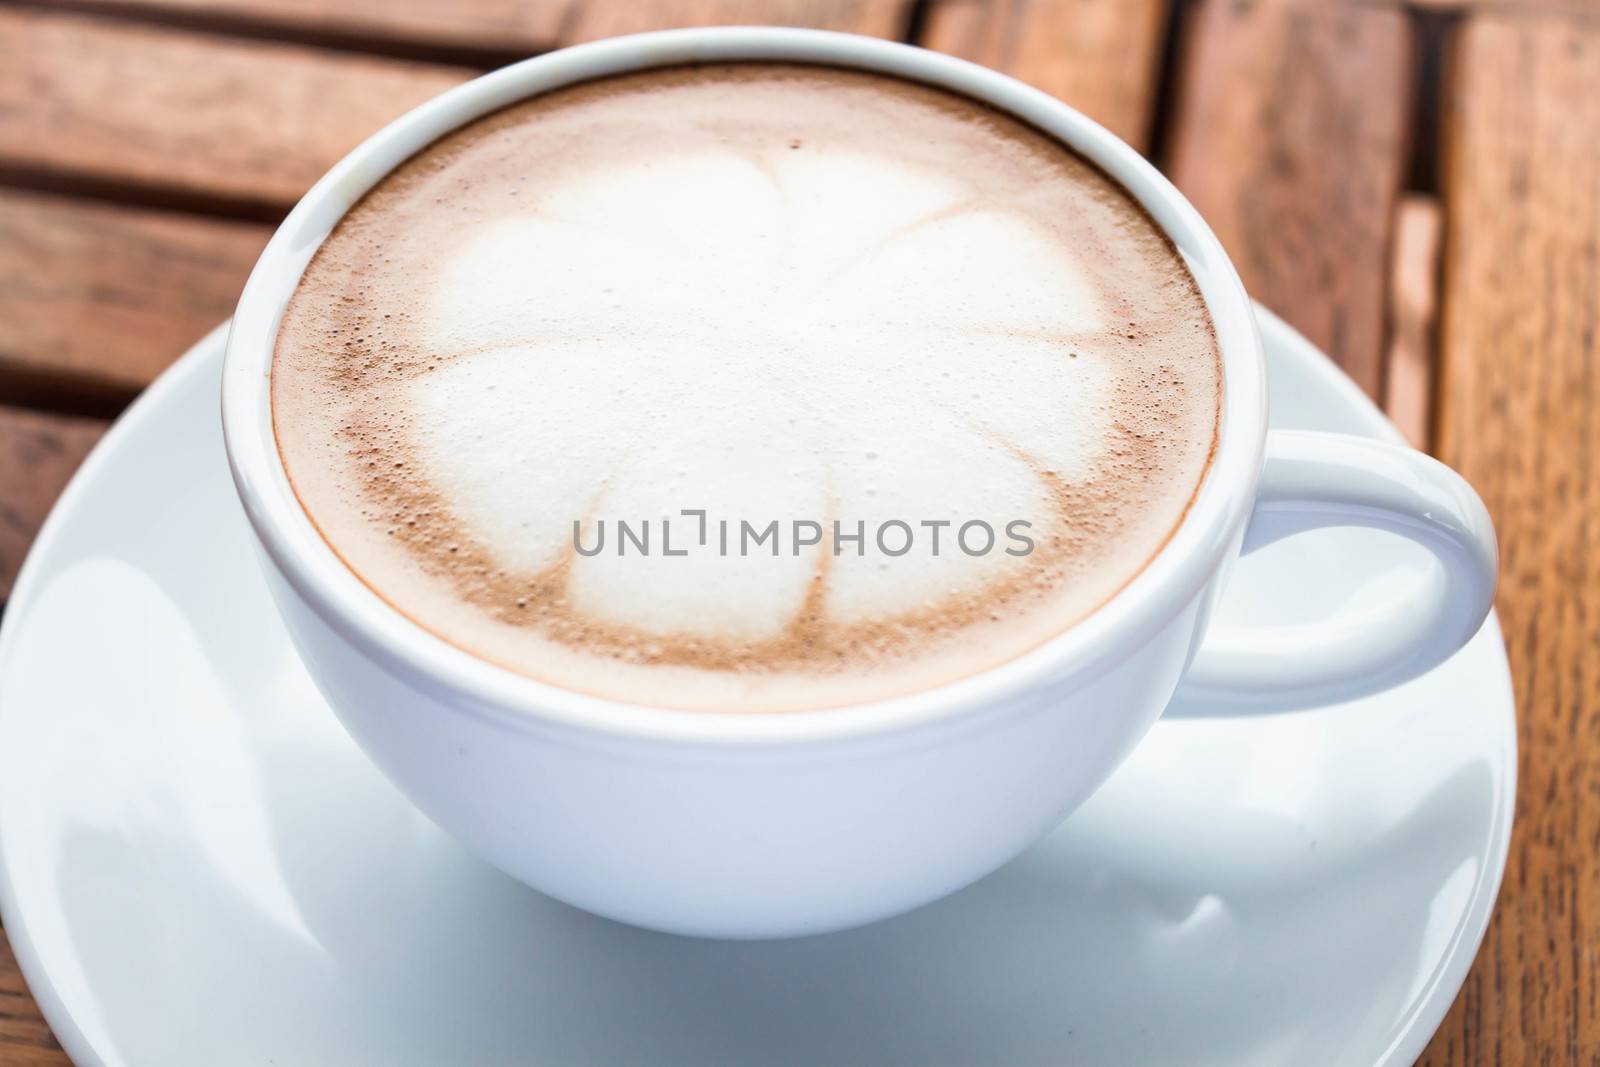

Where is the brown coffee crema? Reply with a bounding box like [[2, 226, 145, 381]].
[[271, 63, 1222, 712]]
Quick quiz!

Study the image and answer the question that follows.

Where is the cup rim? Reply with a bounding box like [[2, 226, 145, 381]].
[[221, 26, 1266, 747]]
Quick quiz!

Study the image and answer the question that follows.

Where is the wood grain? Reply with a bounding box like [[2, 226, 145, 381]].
[[1410, 0, 1600, 14], [69, 0, 911, 54], [920, 0, 1170, 151], [0, 929, 65, 1067], [74, 0, 569, 57], [1384, 194, 1442, 450], [1421, 10, 1600, 1065], [1164, 0, 1413, 399], [0, 406, 107, 599], [0, 190, 269, 404], [558, 0, 911, 41], [0, 7, 471, 213]]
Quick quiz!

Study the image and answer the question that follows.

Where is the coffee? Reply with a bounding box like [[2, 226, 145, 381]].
[[271, 63, 1221, 712]]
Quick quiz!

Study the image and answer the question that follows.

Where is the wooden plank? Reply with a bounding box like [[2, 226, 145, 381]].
[[1164, 0, 1413, 399], [0, 190, 269, 402], [79, 0, 568, 57], [0, 406, 107, 599], [0, 929, 66, 1067], [1411, 0, 1600, 13], [0, 5, 923, 216], [921, 0, 1170, 152], [559, 0, 912, 41], [77, 0, 912, 51], [1421, 11, 1600, 1065], [0, 7, 471, 213], [1383, 194, 1442, 450]]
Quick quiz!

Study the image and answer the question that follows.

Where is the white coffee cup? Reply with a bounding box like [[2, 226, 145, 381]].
[[221, 28, 1498, 939]]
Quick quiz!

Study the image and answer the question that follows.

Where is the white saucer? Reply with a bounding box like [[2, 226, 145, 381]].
[[0, 308, 1513, 1067]]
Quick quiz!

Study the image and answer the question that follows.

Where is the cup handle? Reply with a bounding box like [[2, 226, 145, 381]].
[[1169, 429, 1499, 716]]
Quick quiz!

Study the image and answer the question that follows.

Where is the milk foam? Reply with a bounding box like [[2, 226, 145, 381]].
[[271, 64, 1221, 711]]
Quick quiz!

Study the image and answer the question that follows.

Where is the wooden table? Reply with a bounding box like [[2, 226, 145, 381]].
[[0, 0, 1594, 1062]]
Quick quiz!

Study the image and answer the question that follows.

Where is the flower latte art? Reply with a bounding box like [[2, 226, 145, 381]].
[[272, 64, 1221, 711]]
